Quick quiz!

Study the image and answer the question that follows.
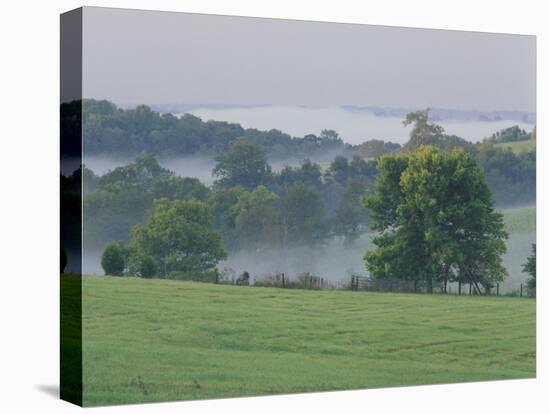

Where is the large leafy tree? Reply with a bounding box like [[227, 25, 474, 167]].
[[213, 138, 272, 190], [403, 109, 475, 155], [364, 145, 508, 293], [402, 109, 445, 151], [129, 198, 226, 277]]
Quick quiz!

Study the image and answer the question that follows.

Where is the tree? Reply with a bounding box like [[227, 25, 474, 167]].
[[523, 244, 536, 293], [402, 109, 475, 155], [101, 241, 126, 276], [213, 138, 272, 190], [129, 198, 226, 278], [235, 186, 281, 249], [280, 182, 326, 247], [402, 109, 444, 151], [137, 255, 157, 279], [359, 139, 401, 159], [320, 129, 343, 145], [326, 156, 350, 185], [153, 176, 210, 201], [79, 99, 348, 158], [277, 159, 323, 192], [99, 155, 171, 193], [488, 125, 530, 143], [207, 186, 245, 251], [476, 142, 535, 205], [364, 145, 508, 293], [332, 176, 371, 245]]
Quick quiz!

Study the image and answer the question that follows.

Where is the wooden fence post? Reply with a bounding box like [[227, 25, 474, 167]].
[[469, 284, 472, 296], [496, 283, 499, 296], [458, 281, 462, 295], [520, 284, 523, 297], [282, 272, 285, 288]]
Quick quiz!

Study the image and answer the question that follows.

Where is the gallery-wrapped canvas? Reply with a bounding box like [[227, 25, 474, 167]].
[[60, 7, 536, 407]]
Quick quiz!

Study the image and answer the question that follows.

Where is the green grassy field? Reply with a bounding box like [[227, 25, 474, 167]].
[[74, 275, 536, 406], [502, 205, 536, 234], [494, 139, 536, 154]]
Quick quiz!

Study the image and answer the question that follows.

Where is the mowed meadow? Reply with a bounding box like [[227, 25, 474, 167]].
[[73, 275, 536, 406]]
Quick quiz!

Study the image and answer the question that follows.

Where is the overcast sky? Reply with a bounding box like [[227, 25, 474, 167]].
[[82, 7, 536, 112]]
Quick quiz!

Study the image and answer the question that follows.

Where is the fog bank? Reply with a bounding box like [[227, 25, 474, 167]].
[[183, 106, 534, 145]]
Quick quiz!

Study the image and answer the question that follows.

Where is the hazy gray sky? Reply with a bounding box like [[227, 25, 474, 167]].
[[82, 7, 536, 112]]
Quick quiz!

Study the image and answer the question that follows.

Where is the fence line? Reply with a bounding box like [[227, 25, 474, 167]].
[[350, 275, 531, 297]]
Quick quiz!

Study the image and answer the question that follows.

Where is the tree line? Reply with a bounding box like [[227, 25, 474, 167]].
[[58, 107, 536, 288], [359, 111, 536, 205], [61, 99, 349, 159], [83, 140, 377, 281], [66, 100, 536, 206]]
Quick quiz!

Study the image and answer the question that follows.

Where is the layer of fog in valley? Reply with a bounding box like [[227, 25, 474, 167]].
[[84, 155, 218, 185], [181, 106, 535, 145], [84, 152, 348, 186], [83, 207, 535, 294], [80, 106, 535, 294]]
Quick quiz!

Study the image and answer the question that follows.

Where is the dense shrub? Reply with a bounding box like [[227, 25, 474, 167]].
[[138, 255, 157, 279], [101, 241, 126, 276]]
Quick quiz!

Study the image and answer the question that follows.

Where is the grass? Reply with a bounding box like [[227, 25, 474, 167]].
[[494, 139, 536, 154], [501, 205, 536, 234], [73, 275, 536, 406]]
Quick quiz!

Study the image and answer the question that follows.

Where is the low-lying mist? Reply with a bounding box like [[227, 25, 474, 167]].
[[83, 152, 346, 185], [83, 228, 533, 294], [183, 106, 534, 145]]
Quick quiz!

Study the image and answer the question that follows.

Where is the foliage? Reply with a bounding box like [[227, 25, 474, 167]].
[[98, 155, 172, 193], [359, 139, 401, 159], [79, 99, 349, 158], [79, 107, 535, 268], [331, 176, 372, 245], [207, 186, 245, 251], [487, 125, 530, 143], [152, 175, 210, 201], [129, 198, 227, 277], [402, 109, 476, 155], [280, 182, 326, 246], [276, 159, 323, 192], [101, 241, 126, 276], [477, 141, 535, 205], [235, 186, 281, 249], [232, 182, 327, 250], [364, 145, 508, 292], [494, 139, 536, 155], [213, 138, 272, 190], [83, 156, 210, 249], [137, 255, 157, 279]]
